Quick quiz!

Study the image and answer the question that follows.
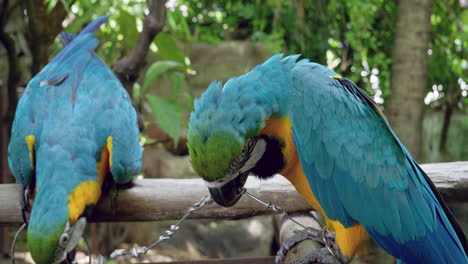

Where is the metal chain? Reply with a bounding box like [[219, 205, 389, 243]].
[[241, 188, 345, 264], [110, 194, 214, 259], [13, 190, 343, 263], [241, 189, 321, 235], [10, 223, 27, 264]]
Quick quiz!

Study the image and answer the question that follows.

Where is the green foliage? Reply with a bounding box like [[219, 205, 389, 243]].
[[154, 33, 189, 70], [427, 0, 467, 109], [168, 0, 465, 110], [142, 60, 181, 93], [45, 0, 73, 13], [117, 8, 139, 52], [140, 59, 192, 145], [147, 95, 184, 145], [166, 7, 194, 41], [166, 0, 398, 105], [45, 0, 466, 149]]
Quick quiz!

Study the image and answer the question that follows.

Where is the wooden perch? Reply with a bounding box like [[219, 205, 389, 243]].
[[0, 161, 467, 225]]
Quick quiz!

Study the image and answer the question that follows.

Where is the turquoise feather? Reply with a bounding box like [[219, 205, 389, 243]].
[[8, 16, 142, 263], [189, 54, 467, 264]]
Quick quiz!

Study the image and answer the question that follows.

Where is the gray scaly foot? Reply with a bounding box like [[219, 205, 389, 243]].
[[276, 228, 349, 264]]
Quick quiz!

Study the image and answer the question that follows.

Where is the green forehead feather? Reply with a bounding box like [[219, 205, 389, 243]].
[[188, 130, 243, 181]]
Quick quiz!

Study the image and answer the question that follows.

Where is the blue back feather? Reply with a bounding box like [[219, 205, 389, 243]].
[[288, 58, 467, 263], [8, 16, 141, 258], [191, 54, 467, 263], [189, 54, 292, 143]]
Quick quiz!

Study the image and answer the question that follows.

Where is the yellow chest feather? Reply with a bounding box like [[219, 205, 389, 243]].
[[260, 117, 369, 257]]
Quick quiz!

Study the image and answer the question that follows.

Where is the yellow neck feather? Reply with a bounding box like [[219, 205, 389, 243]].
[[68, 139, 110, 223], [259, 117, 369, 258]]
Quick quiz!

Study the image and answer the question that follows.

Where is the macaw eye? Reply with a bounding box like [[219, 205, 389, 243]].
[[59, 233, 70, 247]]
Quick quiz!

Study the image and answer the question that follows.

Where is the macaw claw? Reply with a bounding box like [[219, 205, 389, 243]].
[[290, 247, 342, 264], [19, 184, 34, 224], [275, 228, 349, 264]]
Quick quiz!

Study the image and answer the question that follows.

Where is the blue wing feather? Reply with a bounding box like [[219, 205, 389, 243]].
[[289, 61, 467, 263], [8, 15, 141, 190], [8, 91, 35, 185]]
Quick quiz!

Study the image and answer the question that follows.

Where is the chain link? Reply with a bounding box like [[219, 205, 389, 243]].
[[10, 223, 26, 264], [241, 188, 322, 235], [241, 188, 346, 264], [110, 194, 214, 259], [14, 189, 343, 263]]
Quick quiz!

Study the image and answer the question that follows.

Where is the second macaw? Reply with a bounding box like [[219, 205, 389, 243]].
[[187, 54, 467, 263], [8, 16, 142, 263]]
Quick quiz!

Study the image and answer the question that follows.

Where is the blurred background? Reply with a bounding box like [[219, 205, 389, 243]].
[[0, 0, 467, 263]]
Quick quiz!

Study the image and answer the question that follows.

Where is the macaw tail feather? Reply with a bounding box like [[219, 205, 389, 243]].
[[59, 32, 75, 46], [369, 210, 467, 263], [59, 15, 109, 46]]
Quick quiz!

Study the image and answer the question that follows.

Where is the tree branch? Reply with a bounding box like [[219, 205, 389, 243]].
[[0, 0, 20, 122], [0, 29, 20, 118], [24, 0, 66, 74], [113, 0, 167, 94]]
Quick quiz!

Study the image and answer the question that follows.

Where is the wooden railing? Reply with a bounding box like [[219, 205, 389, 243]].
[[1, 161, 467, 264], [1, 161, 467, 225]]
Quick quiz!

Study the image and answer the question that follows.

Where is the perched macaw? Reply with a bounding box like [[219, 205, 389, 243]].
[[187, 54, 468, 263], [8, 16, 142, 264]]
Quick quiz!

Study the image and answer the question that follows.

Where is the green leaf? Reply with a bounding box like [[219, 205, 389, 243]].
[[118, 9, 139, 52], [45, 0, 72, 13], [45, 0, 59, 13], [182, 92, 194, 111], [146, 95, 183, 145], [133, 82, 141, 102], [59, 0, 72, 13], [154, 32, 187, 67], [142, 60, 181, 93], [169, 72, 184, 99]]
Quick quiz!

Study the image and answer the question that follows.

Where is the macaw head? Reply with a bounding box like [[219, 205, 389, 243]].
[[188, 58, 291, 207], [27, 187, 87, 264], [187, 126, 268, 207]]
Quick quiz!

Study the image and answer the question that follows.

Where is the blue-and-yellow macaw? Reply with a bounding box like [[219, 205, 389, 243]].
[[187, 54, 468, 263], [8, 16, 142, 263]]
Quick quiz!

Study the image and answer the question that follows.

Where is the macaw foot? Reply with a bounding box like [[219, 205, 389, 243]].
[[290, 247, 341, 264], [19, 184, 34, 224], [276, 228, 349, 264]]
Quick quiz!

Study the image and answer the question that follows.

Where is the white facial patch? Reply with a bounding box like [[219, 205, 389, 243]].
[[239, 138, 266, 173], [204, 173, 238, 188], [65, 217, 87, 253], [204, 138, 267, 188]]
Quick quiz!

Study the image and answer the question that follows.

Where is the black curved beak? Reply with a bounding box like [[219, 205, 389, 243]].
[[208, 171, 249, 207], [61, 249, 76, 264]]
